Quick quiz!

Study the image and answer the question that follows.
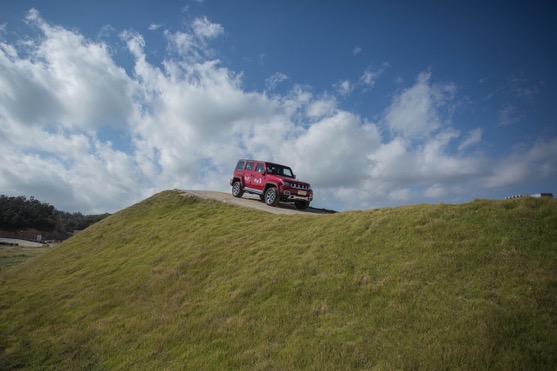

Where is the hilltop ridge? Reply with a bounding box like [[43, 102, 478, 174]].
[[179, 189, 336, 214], [1, 190, 556, 369]]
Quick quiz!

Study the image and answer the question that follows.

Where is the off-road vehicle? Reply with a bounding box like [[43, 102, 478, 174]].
[[230, 159, 313, 209]]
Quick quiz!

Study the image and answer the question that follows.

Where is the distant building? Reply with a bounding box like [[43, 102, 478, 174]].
[[505, 193, 553, 199], [531, 193, 553, 198]]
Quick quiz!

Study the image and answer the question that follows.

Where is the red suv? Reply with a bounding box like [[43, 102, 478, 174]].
[[230, 159, 313, 209]]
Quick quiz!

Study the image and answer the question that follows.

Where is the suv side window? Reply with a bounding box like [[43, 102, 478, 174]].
[[235, 160, 245, 170], [255, 163, 265, 173], [245, 161, 254, 171]]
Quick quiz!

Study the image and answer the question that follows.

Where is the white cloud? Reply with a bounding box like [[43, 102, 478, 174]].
[[265, 72, 288, 91], [1, 16, 133, 131], [388, 188, 412, 201], [166, 30, 195, 56], [335, 79, 352, 96], [161, 17, 222, 62], [332, 62, 389, 97], [192, 17, 223, 39], [359, 62, 388, 89], [360, 69, 378, 88], [384, 71, 456, 140], [0, 10, 555, 214], [483, 138, 557, 189], [458, 128, 482, 151], [498, 103, 521, 127], [305, 97, 336, 119], [286, 111, 381, 188], [424, 184, 447, 198], [0, 11, 143, 212]]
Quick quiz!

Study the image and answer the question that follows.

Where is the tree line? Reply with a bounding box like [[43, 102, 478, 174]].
[[0, 195, 110, 235]]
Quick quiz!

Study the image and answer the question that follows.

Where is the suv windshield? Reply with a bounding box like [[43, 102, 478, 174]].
[[267, 164, 295, 178]]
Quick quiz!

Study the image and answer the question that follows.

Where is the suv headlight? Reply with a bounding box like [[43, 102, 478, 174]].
[[281, 181, 292, 187]]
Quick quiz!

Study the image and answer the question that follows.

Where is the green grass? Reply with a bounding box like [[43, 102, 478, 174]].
[[1, 190, 556, 369], [0, 246, 50, 273]]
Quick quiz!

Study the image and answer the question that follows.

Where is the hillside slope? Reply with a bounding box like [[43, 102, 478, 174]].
[[1, 190, 556, 369]]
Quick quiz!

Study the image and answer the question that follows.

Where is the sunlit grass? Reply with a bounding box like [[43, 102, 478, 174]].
[[1, 191, 556, 369]]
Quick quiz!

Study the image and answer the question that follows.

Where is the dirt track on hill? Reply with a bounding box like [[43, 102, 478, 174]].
[[179, 190, 335, 215]]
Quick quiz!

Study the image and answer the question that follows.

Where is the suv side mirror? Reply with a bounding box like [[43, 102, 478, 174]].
[[261, 170, 266, 176]]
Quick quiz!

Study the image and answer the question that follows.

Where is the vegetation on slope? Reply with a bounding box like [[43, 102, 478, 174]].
[[1, 190, 556, 369], [0, 195, 110, 238], [0, 247, 48, 273]]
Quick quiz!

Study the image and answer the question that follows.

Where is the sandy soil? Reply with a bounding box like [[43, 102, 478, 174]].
[[179, 190, 335, 215]]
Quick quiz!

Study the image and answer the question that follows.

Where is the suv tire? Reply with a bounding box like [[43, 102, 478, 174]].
[[232, 181, 244, 198], [264, 187, 279, 207]]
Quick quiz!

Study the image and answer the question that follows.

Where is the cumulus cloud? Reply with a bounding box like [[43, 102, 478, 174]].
[[287, 111, 381, 188], [1, 11, 133, 131], [305, 95, 337, 119], [0, 10, 555, 213], [192, 17, 224, 39], [384, 71, 456, 140]]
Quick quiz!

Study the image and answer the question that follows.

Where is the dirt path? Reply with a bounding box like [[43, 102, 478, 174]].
[[0, 238, 44, 247], [179, 190, 335, 215]]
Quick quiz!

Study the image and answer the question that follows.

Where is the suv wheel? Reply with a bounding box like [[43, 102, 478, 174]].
[[264, 187, 279, 207], [295, 201, 309, 210], [232, 181, 244, 198]]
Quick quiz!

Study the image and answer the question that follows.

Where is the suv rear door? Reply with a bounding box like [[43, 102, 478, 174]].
[[243, 160, 256, 189], [251, 162, 266, 192]]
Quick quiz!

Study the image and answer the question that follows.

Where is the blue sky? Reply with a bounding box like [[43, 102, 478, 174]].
[[0, 0, 556, 213]]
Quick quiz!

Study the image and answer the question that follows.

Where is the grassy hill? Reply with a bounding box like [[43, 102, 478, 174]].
[[1, 190, 556, 369]]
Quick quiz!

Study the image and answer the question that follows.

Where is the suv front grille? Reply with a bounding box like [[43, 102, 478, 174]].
[[290, 183, 310, 190]]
